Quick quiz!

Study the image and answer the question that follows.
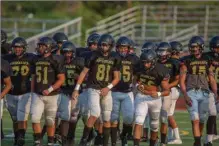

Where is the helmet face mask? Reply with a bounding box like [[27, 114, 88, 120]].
[[188, 36, 204, 57], [37, 37, 54, 55], [11, 37, 27, 56], [116, 36, 130, 57], [88, 42, 98, 51], [87, 33, 100, 51], [61, 41, 76, 59], [13, 46, 25, 57], [140, 50, 157, 70], [98, 34, 115, 55], [100, 42, 111, 53], [117, 45, 129, 57], [189, 45, 202, 56]]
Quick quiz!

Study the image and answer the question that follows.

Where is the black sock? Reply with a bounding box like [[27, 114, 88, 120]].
[[94, 132, 103, 145], [1, 119, 4, 139], [82, 126, 92, 140], [122, 124, 132, 137], [161, 133, 166, 144], [134, 138, 140, 146], [48, 136, 54, 143], [67, 122, 77, 140], [214, 120, 217, 135], [150, 139, 156, 146], [18, 129, 25, 138], [194, 136, 201, 145], [111, 127, 117, 145], [14, 130, 19, 143], [207, 116, 216, 134], [41, 125, 47, 138], [33, 133, 41, 142], [103, 127, 110, 146]]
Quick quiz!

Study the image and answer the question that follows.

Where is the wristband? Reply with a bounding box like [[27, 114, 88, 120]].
[[107, 84, 113, 89], [157, 92, 162, 97], [48, 86, 54, 93], [74, 84, 81, 91]]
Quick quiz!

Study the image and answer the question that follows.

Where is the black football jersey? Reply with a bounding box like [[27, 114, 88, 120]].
[[204, 52, 219, 93], [85, 51, 121, 89], [112, 54, 140, 92], [76, 47, 90, 57], [136, 63, 170, 87], [34, 54, 65, 96], [3, 53, 36, 95], [181, 54, 211, 90], [1, 59, 12, 91], [61, 57, 84, 95], [159, 58, 180, 83]]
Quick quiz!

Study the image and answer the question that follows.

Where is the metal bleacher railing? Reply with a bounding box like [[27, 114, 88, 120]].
[[86, 5, 219, 49], [26, 17, 82, 52], [2, 18, 68, 41]]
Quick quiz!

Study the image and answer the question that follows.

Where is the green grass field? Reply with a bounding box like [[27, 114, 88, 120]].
[[1, 109, 219, 146]]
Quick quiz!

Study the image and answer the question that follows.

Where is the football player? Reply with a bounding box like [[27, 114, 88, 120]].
[[3, 37, 36, 146], [203, 36, 219, 146], [31, 37, 65, 146], [133, 49, 170, 146], [165, 41, 183, 144], [180, 36, 218, 146], [110, 36, 139, 146], [52, 32, 68, 55], [72, 34, 121, 146], [1, 29, 12, 55], [1, 58, 12, 139], [78, 33, 102, 146], [140, 41, 157, 142], [56, 41, 84, 146], [156, 42, 181, 146]]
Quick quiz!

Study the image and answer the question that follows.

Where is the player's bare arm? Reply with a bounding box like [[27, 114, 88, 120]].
[[168, 75, 179, 88], [100, 70, 120, 97], [1, 77, 12, 99], [208, 67, 219, 102], [42, 73, 65, 96], [72, 67, 89, 99], [180, 64, 192, 106]]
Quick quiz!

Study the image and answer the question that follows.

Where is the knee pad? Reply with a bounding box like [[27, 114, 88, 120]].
[[190, 112, 199, 121], [90, 106, 100, 118], [45, 116, 55, 126], [150, 119, 159, 132], [199, 113, 207, 124], [31, 115, 41, 123], [134, 115, 144, 125], [102, 111, 111, 122], [161, 110, 168, 124]]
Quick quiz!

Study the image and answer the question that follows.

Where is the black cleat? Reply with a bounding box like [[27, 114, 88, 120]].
[[121, 135, 128, 146], [17, 137, 25, 146], [140, 136, 148, 142], [79, 138, 88, 146]]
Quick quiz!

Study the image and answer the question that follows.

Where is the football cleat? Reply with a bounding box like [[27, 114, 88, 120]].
[[167, 139, 182, 144]]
